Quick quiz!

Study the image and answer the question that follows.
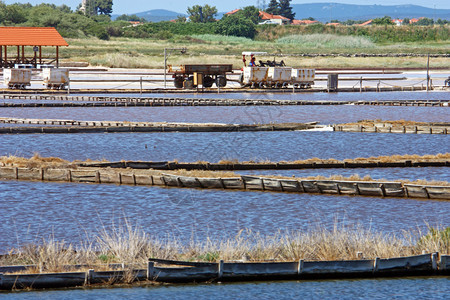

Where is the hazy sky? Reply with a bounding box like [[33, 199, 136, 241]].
[[3, 0, 450, 14]]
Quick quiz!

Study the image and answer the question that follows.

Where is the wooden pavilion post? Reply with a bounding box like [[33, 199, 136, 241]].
[[56, 46, 59, 68], [0, 46, 2, 67], [21, 45, 25, 63], [4, 46, 7, 67], [39, 46, 42, 64], [17, 46, 20, 64]]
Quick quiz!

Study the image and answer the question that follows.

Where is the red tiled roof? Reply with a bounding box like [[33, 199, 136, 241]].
[[0, 27, 68, 46], [226, 9, 240, 15], [259, 11, 289, 20], [357, 20, 373, 26], [326, 22, 340, 26]]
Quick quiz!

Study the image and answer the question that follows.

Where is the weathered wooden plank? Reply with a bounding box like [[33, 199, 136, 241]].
[[302, 260, 374, 274], [134, 174, 153, 185], [17, 168, 42, 181], [422, 186, 450, 200], [336, 181, 360, 195], [375, 254, 432, 273], [300, 180, 321, 193], [280, 179, 303, 192], [316, 181, 340, 194], [221, 178, 244, 189], [197, 177, 225, 189], [356, 182, 385, 196], [439, 255, 450, 273], [120, 173, 136, 185], [152, 265, 218, 282], [177, 176, 202, 188], [161, 174, 180, 187], [151, 175, 166, 186], [241, 175, 264, 190], [222, 262, 298, 277], [0, 167, 17, 179], [0, 272, 86, 289], [98, 171, 121, 184], [44, 168, 69, 181], [70, 170, 98, 183], [262, 178, 283, 192], [404, 184, 430, 198]]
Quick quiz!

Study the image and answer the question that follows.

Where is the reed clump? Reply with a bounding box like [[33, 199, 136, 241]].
[[0, 154, 75, 169], [2, 223, 449, 270]]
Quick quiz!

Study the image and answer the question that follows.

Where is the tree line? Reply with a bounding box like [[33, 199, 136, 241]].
[[0, 1, 447, 42]]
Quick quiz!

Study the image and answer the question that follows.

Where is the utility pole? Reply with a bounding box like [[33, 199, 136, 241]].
[[426, 53, 430, 91]]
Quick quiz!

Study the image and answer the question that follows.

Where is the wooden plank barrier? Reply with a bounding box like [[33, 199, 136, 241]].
[[0, 167, 448, 200], [1, 253, 450, 289]]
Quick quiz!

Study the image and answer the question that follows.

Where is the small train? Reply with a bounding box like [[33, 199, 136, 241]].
[[240, 52, 314, 89], [168, 51, 315, 89]]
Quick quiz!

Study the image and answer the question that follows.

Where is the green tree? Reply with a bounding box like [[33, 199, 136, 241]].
[[1, 4, 28, 24], [116, 14, 145, 22], [372, 16, 393, 25], [266, 0, 280, 15], [233, 6, 261, 24], [436, 18, 448, 25], [403, 17, 410, 25], [187, 4, 217, 23], [415, 17, 434, 26], [279, 0, 295, 20], [96, 0, 113, 16], [216, 14, 256, 38]]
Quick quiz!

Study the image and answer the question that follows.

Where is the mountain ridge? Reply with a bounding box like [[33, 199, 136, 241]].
[[116, 3, 450, 22]]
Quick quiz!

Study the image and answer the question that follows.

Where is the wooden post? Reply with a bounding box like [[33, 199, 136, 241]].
[[140, 77, 143, 95], [21, 45, 24, 63], [39, 46, 42, 64], [85, 269, 94, 285], [297, 259, 304, 274], [431, 253, 438, 271], [379, 183, 386, 197], [56, 46, 59, 68], [147, 261, 154, 280], [373, 257, 380, 272], [218, 260, 224, 279], [359, 76, 362, 92], [17, 46, 19, 64], [0, 46, 2, 67], [4, 46, 7, 66]]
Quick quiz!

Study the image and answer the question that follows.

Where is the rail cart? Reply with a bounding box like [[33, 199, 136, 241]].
[[168, 64, 233, 89]]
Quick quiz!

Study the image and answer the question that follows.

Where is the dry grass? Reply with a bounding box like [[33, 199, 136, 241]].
[[1, 222, 448, 271], [63, 37, 450, 69], [215, 153, 450, 165], [348, 119, 430, 126], [0, 153, 74, 169]]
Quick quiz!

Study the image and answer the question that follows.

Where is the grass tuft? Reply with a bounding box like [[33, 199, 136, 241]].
[[276, 34, 375, 49]]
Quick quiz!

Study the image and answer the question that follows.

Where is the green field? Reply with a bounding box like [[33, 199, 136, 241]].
[[60, 23, 450, 69]]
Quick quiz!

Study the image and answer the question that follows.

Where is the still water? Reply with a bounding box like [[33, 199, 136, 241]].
[[0, 104, 448, 125], [0, 131, 447, 162], [1, 277, 449, 299], [1, 180, 449, 253]]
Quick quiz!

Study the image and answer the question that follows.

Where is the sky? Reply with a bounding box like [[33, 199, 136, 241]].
[[3, 0, 450, 15]]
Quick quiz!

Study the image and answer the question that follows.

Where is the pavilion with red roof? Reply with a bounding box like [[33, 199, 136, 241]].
[[0, 27, 68, 68]]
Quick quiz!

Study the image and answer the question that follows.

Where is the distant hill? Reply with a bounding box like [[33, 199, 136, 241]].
[[112, 9, 185, 22], [291, 3, 450, 22], [115, 4, 450, 23]]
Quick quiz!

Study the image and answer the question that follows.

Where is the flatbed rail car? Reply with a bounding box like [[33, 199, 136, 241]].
[[240, 51, 315, 89], [168, 64, 233, 89]]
